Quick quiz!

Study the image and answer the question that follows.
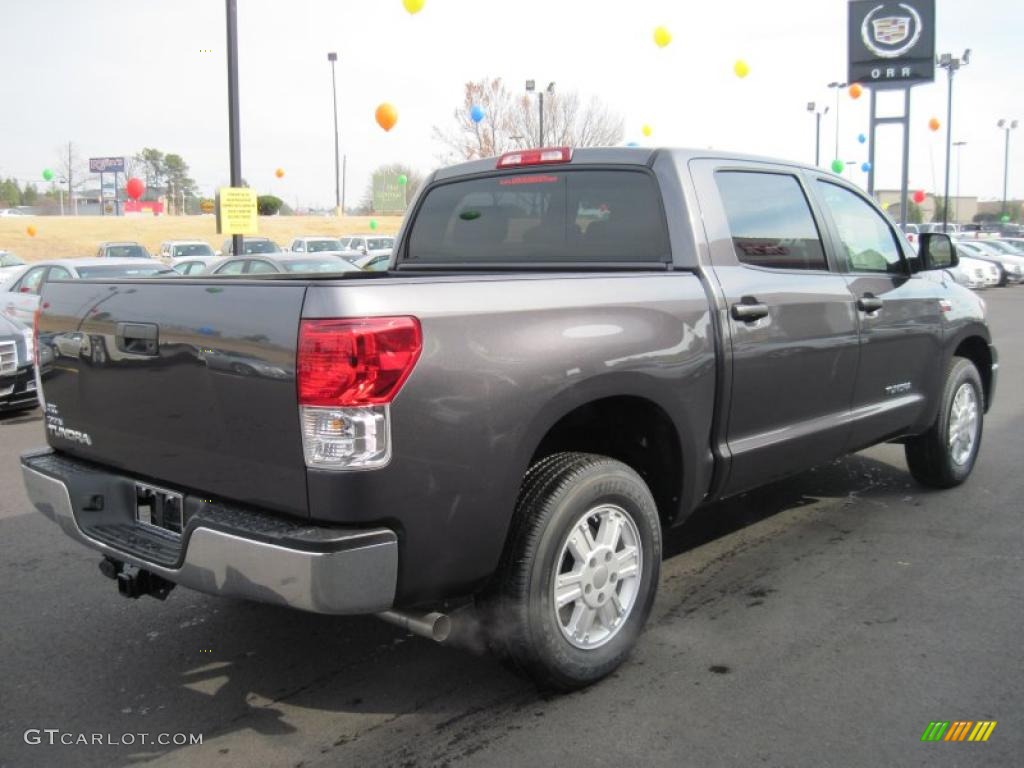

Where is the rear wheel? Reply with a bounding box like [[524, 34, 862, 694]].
[[483, 452, 661, 691], [905, 357, 984, 488]]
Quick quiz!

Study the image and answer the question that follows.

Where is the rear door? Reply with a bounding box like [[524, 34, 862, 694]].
[[809, 176, 943, 448], [691, 160, 860, 495], [4, 265, 46, 324]]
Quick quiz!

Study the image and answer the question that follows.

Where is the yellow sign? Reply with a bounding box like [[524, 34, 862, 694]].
[[216, 187, 258, 235]]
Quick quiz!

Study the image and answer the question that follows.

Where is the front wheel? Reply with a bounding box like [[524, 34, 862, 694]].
[[483, 452, 661, 691], [905, 357, 984, 488]]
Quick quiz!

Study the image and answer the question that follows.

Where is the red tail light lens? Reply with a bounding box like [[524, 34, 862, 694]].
[[297, 316, 422, 406]]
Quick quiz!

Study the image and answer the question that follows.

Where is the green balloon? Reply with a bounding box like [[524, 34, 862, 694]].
[[397, 174, 408, 186], [830, 159, 845, 174], [42, 168, 54, 181], [369, 219, 378, 230], [1001, 214, 1011, 223]]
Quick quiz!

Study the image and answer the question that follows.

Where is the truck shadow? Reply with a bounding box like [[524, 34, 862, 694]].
[[106, 452, 923, 763]]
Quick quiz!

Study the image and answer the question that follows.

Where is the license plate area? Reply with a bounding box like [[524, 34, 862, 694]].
[[135, 482, 184, 537]]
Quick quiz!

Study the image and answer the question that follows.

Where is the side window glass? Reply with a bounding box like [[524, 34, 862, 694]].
[[715, 172, 827, 270], [20, 268, 47, 294], [48, 267, 73, 280], [247, 260, 276, 274], [217, 260, 246, 275], [816, 181, 904, 274]]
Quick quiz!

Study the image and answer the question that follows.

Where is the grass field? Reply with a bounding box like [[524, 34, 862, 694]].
[[0, 215, 404, 262]]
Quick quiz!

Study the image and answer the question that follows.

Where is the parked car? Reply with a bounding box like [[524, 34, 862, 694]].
[[899, 223, 919, 248], [0, 208, 31, 217], [2, 258, 173, 324], [918, 223, 959, 235], [954, 240, 1024, 285], [157, 240, 216, 263], [287, 236, 356, 255], [96, 242, 152, 259], [0, 251, 27, 282], [344, 234, 395, 259], [205, 253, 362, 275], [0, 312, 38, 412], [22, 147, 996, 691], [983, 239, 1024, 257], [219, 236, 282, 256], [952, 255, 1000, 289]]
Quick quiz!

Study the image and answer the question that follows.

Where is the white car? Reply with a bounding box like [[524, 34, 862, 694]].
[[954, 240, 1024, 285], [287, 236, 357, 257], [0, 251, 27, 283], [951, 255, 1000, 290], [2, 258, 173, 325], [171, 257, 216, 276], [157, 240, 216, 264], [342, 234, 395, 260]]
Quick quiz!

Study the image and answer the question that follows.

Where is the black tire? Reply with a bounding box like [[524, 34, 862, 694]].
[[905, 357, 984, 488], [483, 452, 661, 691]]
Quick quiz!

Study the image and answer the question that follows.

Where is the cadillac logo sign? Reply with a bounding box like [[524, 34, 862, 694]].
[[862, 4, 922, 57], [848, 0, 934, 85]]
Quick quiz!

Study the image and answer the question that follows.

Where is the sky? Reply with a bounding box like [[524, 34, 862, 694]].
[[1, 0, 1021, 210]]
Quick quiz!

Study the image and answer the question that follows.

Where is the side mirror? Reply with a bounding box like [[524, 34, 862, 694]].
[[919, 233, 958, 271]]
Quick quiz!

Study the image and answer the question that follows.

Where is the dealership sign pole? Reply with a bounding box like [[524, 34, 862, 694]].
[[90, 157, 126, 216], [225, 0, 244, 256], [848, 0, 935, 228]]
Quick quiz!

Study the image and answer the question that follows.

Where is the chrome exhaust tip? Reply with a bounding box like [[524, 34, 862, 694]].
[[377, 610, 452, 643]]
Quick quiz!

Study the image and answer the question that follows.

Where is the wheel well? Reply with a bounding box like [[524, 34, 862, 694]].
[[954, 336, 992, 408], [530, 396, 683, 526]]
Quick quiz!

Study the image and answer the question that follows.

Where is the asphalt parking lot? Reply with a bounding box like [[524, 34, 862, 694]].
[[1, 289, 1021, 768]]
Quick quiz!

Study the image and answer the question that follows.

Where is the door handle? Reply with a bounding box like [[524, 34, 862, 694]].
[[116, 322, 159, 356], [857, 295, 884, 313], [730, 302, 769, 322]]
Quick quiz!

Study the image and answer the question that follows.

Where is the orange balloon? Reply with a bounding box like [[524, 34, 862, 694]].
[[375, 102, 398, 132], [275, 168, 285, 178], [26, 225, 37, 237], [848, 83, 863, 99], [928, 117, 941, 132]]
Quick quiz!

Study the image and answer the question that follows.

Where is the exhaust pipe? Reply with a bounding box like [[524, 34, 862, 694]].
[[377, 610, 451, 643]]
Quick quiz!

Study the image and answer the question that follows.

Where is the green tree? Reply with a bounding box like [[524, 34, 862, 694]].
[[357, 163, 424, 214], [0, 177, 21, 207], [931, 195, 949, 223], [22, 182, 38, 205], [257, 195, 284, 215], [135, 148, 166, 199]]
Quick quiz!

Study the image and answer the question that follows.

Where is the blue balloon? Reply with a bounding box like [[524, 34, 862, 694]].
[[861, 162, 872, 172], [626, 141, 639, 147], [857, 133, 867, 144], [470, 105, 485, 123]]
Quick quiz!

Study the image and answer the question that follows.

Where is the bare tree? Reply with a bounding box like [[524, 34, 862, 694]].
[[433, 78, 624, 163], [55, 141, 88, 215]]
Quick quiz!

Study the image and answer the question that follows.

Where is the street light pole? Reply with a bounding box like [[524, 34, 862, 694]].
[[225, 0, 243, 257], [997, 119, 1018, 217], [938, 50, 970, 231], [327, 52, 341, 216], [827, 81, 847, 161], [526, 81, 555, 147], [807, 102, 829, 166], [953, 140, 967, 224]]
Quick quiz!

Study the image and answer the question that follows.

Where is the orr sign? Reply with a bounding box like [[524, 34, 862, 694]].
[[848, 0, 935, 86]]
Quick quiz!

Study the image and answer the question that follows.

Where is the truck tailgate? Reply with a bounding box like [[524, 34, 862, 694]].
[[36, 279, 309, 516]]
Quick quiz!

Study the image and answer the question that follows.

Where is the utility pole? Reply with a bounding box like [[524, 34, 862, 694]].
[[328, 52, 341, 216], [997, 119, 1018, 217], [807, 102, 829, 166], [827, 81, 847, 161], [225, 0, 243, 256]]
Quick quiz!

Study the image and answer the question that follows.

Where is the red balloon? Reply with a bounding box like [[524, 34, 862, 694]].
[[125, 177, 146, 201], [913, 190, 926, 204]]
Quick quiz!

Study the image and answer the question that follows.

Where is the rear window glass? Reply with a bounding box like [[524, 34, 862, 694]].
[[105, 245, 150, 259], [407, 170, 669, 264], [243, 240, 280, 254], [75, 265, 169, 279], [282, 258, 355, 273], [307, 239, 344, 252], [715, 171, 826, 270], [173, 243, 213, 257]]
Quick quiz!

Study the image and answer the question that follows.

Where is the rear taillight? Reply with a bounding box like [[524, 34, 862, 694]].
[[496, 147, 573, 168], [297, 316, 421, 470]]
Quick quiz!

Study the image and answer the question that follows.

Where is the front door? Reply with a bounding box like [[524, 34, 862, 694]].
[[691, 160, 861, 496], [809, 176, 944, 449]]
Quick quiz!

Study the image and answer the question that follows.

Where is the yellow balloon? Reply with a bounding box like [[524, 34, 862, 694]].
[[642, 124, 653, 137], [733, 59, 750, 78], [653, 26, 672, 48], [403, 0, 425, 14]]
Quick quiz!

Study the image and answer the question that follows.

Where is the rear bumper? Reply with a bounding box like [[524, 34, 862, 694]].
[[20, 449, 398, 614]]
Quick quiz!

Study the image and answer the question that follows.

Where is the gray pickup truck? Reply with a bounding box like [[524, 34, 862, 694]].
[[21, 147, 996, 690]]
